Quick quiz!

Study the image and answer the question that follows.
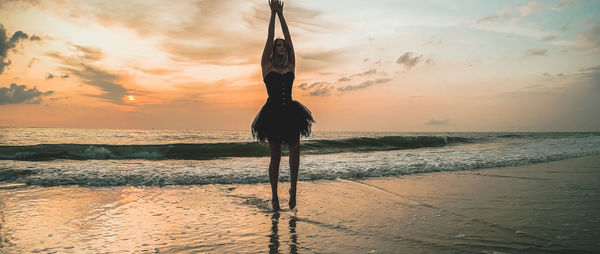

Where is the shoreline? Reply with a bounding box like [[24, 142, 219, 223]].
[[1, 155, 599, 253]]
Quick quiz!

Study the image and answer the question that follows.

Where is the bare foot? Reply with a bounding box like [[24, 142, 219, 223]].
[[288, 189, 296, 209], [272, 198, 280, 211]]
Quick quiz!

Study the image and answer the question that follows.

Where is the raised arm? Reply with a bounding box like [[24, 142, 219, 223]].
[[275, 1, 295, 68], [262, 1, 277, 69]]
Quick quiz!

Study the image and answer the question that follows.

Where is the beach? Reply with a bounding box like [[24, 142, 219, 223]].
[[1, 155, 598, 253]]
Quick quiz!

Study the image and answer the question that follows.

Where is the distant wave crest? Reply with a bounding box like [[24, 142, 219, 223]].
[[0, 135, 473, 161]]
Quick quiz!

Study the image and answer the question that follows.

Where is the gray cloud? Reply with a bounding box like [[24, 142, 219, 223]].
[[47, 45, 132, 105], [337, 83, 371, 92], [0, 83, 53, 105], [396, 52, 422, 69], [27, 57, 38, 68], [10, 31, 29, 43], [299, 81, 332, 96], [46, 72, 69, 80], [302, 76, 392, 96], [425, 57, 434, 65], [550, 0, 579, 10], [337, 78, 391, 92], [423, 36, 442, 46], [577, 24, 600, 50], [425, 118, 449, 125], [337, 68, 377, 82], [64, 64, 128, 104], [309, 82, 325, 89], [49, 96, 70, 101], [308, 87, 331, 96], [577, 65, 600, 90], [352, 68, 376, 77], [298, 82, 308, 90], [299, 74, 394, 96], [476, 14, 502, 24], [561, 21, 571, 32], [1, 24, 42, 74], [66, 42, 103, 62], [540, 35, 557, 42], [524, 48, 547, 56], [299, 81, 327, 90]]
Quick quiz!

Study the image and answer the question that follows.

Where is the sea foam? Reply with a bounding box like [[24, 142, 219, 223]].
[[1, 133, 598, 186]]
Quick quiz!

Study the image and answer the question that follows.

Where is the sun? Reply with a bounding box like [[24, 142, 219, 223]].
[[128, 95, 135, 101]]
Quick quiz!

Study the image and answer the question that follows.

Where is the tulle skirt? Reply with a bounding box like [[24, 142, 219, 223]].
[[251, 100, 314, 144]]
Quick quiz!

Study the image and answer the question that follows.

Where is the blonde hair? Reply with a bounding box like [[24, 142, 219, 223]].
[[271, 38, 289, 67]]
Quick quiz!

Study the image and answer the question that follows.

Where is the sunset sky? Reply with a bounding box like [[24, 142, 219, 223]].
[[0, 0, 598, 131]]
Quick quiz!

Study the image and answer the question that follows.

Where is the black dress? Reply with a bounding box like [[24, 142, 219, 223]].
[[252, 71, 314, 144]]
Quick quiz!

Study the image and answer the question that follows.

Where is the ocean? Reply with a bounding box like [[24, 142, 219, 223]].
[[2, 127, 600, 253], [1, 127, 599, 187]]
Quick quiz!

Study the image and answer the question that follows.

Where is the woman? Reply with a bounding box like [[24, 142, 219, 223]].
[[252, 0, 314, 211]]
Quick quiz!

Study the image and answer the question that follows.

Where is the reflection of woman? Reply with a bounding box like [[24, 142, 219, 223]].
[[252, 0, 314, 211], [268, 212, 299, 253]]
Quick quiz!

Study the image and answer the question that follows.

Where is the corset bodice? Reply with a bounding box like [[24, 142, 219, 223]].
[[264, 71, 294, 104]]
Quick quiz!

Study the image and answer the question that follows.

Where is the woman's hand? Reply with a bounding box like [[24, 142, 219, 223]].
[[268, 0, 278, 13], [271, 0, 283, 14]]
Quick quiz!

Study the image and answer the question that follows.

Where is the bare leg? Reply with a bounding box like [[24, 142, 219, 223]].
[[269, 141, 282, 210], [288, 142, 300, 209]]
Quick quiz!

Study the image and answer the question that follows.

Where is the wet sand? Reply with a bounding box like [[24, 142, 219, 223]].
[[1, 155, 599, 253]]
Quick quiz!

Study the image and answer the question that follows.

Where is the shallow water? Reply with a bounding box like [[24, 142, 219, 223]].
[[1, 128, 599, 187], [1, 156, 599, 253]]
